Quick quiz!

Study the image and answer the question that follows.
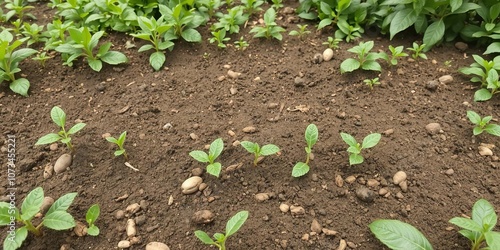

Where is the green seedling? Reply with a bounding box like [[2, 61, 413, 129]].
[[292, 124, 318, 177], [42, 19, 73, 50], [369, 219, 434, 250], [9, 19, 23, 36], [32, 52, 52, 67], [196, 0, 223, 19], [459, 55, 500, 101], [289, 24, 311, 40], [249, 8, 286, 41], [271, 0, 283, 9], [105, 131, 129, 161], [209, 28, 230, 48], [466, 111, 500, 136], [0, 29, 37, 96], [189, 138, 224, 177], [214, 6, 249, 34], [195, 211, 249, 250], [35, 106, 86, 154], [234, 36, 249, 51], [384, 45, 408, 66], [340, 132, 381, 165], [363, 77, 380, 90], [444, 60, 452, 67], [449, 199, 500, 250], [131, 15, 175, 71], [55, 27, 128, 72], [21, 23, 44, 46], [4, 0, 36, 22], [240, 141, 280, 166], [340, 41, 384, 73], [474, 68, 500, 101], [335, 19, 363, 43], [241, 0, 263, 16], [0, 187, 77, 250], [322, 36, 342, 49], [160, 3, 204, 42], [407, 42, 427, 60], [85, 204, 100, 236]]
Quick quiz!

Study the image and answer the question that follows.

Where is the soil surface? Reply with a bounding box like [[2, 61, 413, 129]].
[[1, 2, 500, 250]]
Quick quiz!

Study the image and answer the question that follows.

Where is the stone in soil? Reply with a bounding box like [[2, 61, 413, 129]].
[[181, 176, 203, 194], [356, 187, 375, 203], [192, 210, 215, 224], [146, 242, 170, 250]]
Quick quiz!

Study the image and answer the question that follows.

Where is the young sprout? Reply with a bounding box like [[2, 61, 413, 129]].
[[32, 51, 52, 67], [86, 204, 100, 236], [384, 45, 408, 66], [35, 106, 86, 154], [190, 138, 224, 177], [289, 24, 311, 40], [340, 132, 381, 165], [105, 131, 129, 161], [363, 77, 380, 90], [407, 42, 427, 60], [292, 124, 318, 177], [271, 0, 283, 9], [466, 110, 500, 136], [234, 36, 249, 50], [195, 211, 249, 250], [322, 36, 342, 49], [240, 141, 280, 166], [209, 28, 230, 48]]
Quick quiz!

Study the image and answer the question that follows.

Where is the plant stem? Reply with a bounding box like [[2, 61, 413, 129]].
[[25, 220, 41, 237], [305, 152, 310, 165], [123, 151, 129, 162]]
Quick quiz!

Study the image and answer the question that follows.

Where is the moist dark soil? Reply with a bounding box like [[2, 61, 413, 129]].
[[1, 2, 500, 250]]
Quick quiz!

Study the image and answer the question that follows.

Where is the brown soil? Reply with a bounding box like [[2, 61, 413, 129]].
[[1, 2, 500, 250]]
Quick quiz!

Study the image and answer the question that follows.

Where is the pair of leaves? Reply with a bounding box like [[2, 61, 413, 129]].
[[189, 138, 224, 177], [466, 111, 500, 136], [240, 141, 280, 165], [340, 132, 381, 165], [86, 204, 100, 236], [292, 124, 318, 177], [106, 131, 127, 156], [35, 106, 86, 146], [340, 41, 384, 73], [249, 8, 286, 40], [369, 219, 433, 250], [195, 211, 249, 247]]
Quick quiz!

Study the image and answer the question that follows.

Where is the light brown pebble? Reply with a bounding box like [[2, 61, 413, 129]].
[[60, 244, 71, 250], [445, 169, 454, 175], [253, 76, 261, 82], [217, 76, 225, 81], [383, 129, 394, 136], [367, 179, 380, 187], [126, 219, 136, 237], [268, 103, 279, 109], [347, 242, 356, 248], [126, 203, 141, 215], [49, 143, 58, 151], [101, 133, 111, 139], [255, 193, 270, 202], [396, 192, 404, 199], [356, 187, 375, 203], [290, 205, 305, 216], [399, 180, 408, 192], [43, 164, 53, 179], [378, 188, 389, 196], [189, 133, 198, 140], [479, 146, 493, 156], [439, 75, 453, 84], [335, 175, 344, 187], [301, 233, 309, 241], [455, 42, 468, 51], [181, 176, 203, 194], [54, 154, 72, 174], [311, 219, 322, 233], [146, 242, 170, 250], [279, 203, 290, 213], [322, 228, 337, 236], [393, 171, 407, 185], [227, 70, 241, 79], [115, 210, 125, 219], [73, 221, 87, 236], [323, 48, 334, 61], [223, 64, 231, 69], [192, 210, 215, 224], [198, 183, 208, 191], [40, 197, 54, 214], [337, 239, 347, 250], [227, 130, 236, 137], [345, 176, 356, 184], [425, 123, 441, 135], [118, 240, 131, 248], [242, 126, 257, 133], [129, 237, 141, 245], [191, 168, 203, 176]]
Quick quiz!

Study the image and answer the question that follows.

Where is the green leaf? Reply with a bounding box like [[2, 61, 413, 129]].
[[11, 48, 37, 64], [318, 18, 333, 30], [390, 9, 418, 40], [484, 42, 500, 55], [340, 58, 361, 73], [361, 61, 382, 72], [150, 51, 165, 71], [100, 51, 128, 65], [466, 111, 481, 125], [50, 106, 66, 128], [189, 151, 209, 163], [7, 77, 28, 97], [340, 133, 357, 147], [0, 202, 15, 225], [106, 136, 118, 144], [181, 28, 201, 42], [472, 199, 496, 227], [87, 225, 100, 236], [292, 162, 309, 177], [369, 219, 433, 250], [362, 133, 381, 149], [3, 226, 27, 250], [484, 124, 500, 136], [225, 211, 249, 237], [423, 19, 444, 51], [349, 154, 364, 165], [474, 88, 492, 102], [263, 8, 276, 24], [485, 231, 500, 249], [46, 192, 77, 216], [209, 138, 224, 159], [240, 141, 257, 153], [260, 144, 280, 156], [213, 233, 225, 242], [206, 162, 221, 177], [21, 187, 44, 221], [305, 124, 318, 149], [114, 149, 125, 156], [449, 217, 483, 232], [43, 211, 75, 230], [88, 59, 103, 72], [118, 131, 127, 145], [458, 229, 477, 242], [195, 230, 216, 244], [86, 204, 100, 226], [473, 126, 483, 135], [35, 133, 61, 145], [67, 123, 86, 135]]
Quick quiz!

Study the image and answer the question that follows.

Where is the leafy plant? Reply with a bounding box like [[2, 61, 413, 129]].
[[340, 41, 384, 73], [196, 0, 224, 20], [214, 6, 249, 34], [340, 132, 381, 165], [475, 69, 500, 101], [0, 29, 37, 96], [32, 52, 52, 67], [241, 0, 263, 16], [322, 36, 342, 49], [249, 8, 286, 41], [383, 45, 408, 66], [0, 187, 77, 250], [35, 106, 86, 154], [407, 42, 428, 60], [160, 2, 204, 42], [131, 15, 175, 71], [85, 204, 100, 236], [189, 138, 224, 177], [449, 199, 500, 250], [209, 28, 230, 48], [289, 24, 311, 40], [459, 55, 500, 101], [83, 0, 139, 32], [105, 131, 129, 161], [271, 0, 283, 9], [195, 211, 249, 250], [369, 219, 433, 250], [21, 23, 44, 46], [466, 111, 500, 136], [234, 36, 249, 50], [363, 77, 380, 90], [335, 18, 363, 42], [240, 141, 280, 166], [4, 0, 36, 21], [55, 26, 128, 72], [292, 124, 318, 177], [42, 19, 74, 50], [461, 1, 500, 47]]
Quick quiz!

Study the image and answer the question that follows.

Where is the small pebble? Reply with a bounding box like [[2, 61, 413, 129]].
[[378, 188, 388, 196], [181, 176, 203, 194], [279, 203, 290, 213], [145, 242, 170, 250], [425, 123, 441, 135], [255, 193, 270, 202], [118, 240, 131, 249], [115, 210, 125, 219], [227, 70, 241, 79], [191, 168, 203, 176], [439, 75, 453, 84], [479, 146, 493, 156], [367, 179, 380, 187], [313, 53, 323, 64], [399, 180, 408, 192], [335, 175, 344, 187], [290, 205, 305, 216], [323, 48, 334, 61], [345, 176, 356, 184], [393, 171, 407, 185], [311, 219, 322, 233], [426, 80, 439, 91], [126, 203, 141, 214], [192, 210, 215, 224], [322, 228, 337, 236], [301, 233, 309, 241], [294, 77, 306, 87], [445, 168, 454, 175], [337, 239, 347, 250], [242, 126, 257, 133], [396, 192, 404, 199], [49, 143, 58, 151], [356, 187, 375, 203], [189, 133, 198, 140], [455, 42, 468, 51]]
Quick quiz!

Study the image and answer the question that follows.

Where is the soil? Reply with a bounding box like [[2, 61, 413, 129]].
[[1, 2, 500, 250]]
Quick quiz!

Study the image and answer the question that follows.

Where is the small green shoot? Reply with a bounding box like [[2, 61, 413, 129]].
[[449, 199, 500, 250], [85, 204, 100, 236], [241, 0, 263, 16], [0, 187, 77, 250], [384, 45, 408, 66], [105, 131, 129, 161], [289, 24, 311, 40], [340, 132, 381, 165], [234, 36, 249, 51], [363, 77, 380, 90], [271, 0, 283, 9], [209, 28, 230, 48], [407, 42, 427, 60], [292, 124, 318, 177], [189, 138, 224, 177], [369, 219, 434, 250], [195, 211, 249, 250], [322, 36, 342, 49], [214, 6, 249, 34], [240, 141, 280, 166], [35, 106, 86, 154], [340, 41, 384, 73], [466, 111, 500, 136], [249, 8, 286, 41], [32, 52, 52, 67]]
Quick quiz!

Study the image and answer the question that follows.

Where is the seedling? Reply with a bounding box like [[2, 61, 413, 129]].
[[249, 8, 286, 41], [241, 0, 263, 16], [289, 24, 311, 40], [160, 3, 204, 42], [32, 52, 52, 67], [384, 45, 408, 66], [105, 131, 129, 161], [322, 36, 342, 49], [85, 204, 100, 236], [214, 6, 249, 34], [240, 141, 280, 166], [475, 68, 500, 101], [466, 111, 500, 136], [4, 0, 35, 22], [340, 41, 384, 73], [271, 0, 283, 9], [234, 36, 249, 51], [35, 106, 86, 154], [292, 124, 318, 177], [189, 138, 224, 177], [0, 187, 77, 250], [209, 28, 230, 48], [340, 132, 381, 165], [21, 23, 44, 46], [363, 77, 380, 90], [449, 199, 500, 250], [195, 210, 249, 250], [407, 42, 427, 60], [459, 55, 500, 101], [369, 219, 433, 250]]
